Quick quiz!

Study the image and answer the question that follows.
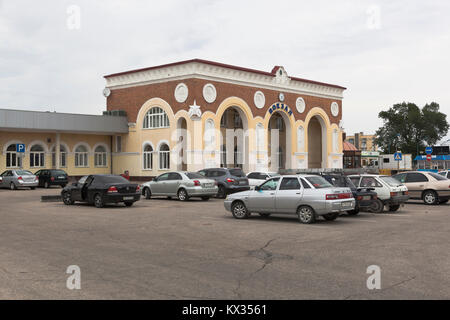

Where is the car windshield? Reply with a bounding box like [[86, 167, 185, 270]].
[[229, 169, 245, 177], [186, 172, 205, 179], [52, 170, 67, 176], [78, 176, 88, 184], [380, 176, 403, 186], [305, 176, 333, 189], [429, 172, 448, 181], [97, 175, 129, 184], [16, 170, 33, 175]]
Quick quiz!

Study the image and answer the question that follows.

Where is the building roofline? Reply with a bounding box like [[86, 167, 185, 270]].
[[103, 58, 347, 90]]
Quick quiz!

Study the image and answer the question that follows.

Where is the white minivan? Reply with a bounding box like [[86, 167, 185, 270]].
[[348, 174, 409, 213]]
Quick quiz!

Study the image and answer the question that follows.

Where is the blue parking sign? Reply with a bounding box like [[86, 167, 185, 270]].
[[16, 143, 25, 153], [394, 152, 402, 161], [425, 147, 433, 155]]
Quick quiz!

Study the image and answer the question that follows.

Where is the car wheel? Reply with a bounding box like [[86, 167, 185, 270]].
[[177, 188, 189, 201], [10, 183, 16, 190], [347, 209, 360, 216], [423, 190, 438, 205], [217, 185, 226, 199], [297, 206, 316, 224], [62, 192, 74, 205], [144, 187, 152, 199], [323, 212, 340, 221], [124, 202, 134, 207], [369, 199, 384, 213], [201, 196, 210, 201], [231, 201, 249, 219], [94, 193, 105, 208], [61, 184, 66, 188], [388, 204, 400, 212], [44, 181, 49, 188], [259, 213, 271, 218]]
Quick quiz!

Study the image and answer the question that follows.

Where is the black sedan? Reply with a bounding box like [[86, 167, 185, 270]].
[[61, 174, 141, 208], [320, 173, 378, 215]]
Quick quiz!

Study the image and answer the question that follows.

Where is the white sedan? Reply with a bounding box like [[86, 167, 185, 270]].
[[246, 172, 280, 188]]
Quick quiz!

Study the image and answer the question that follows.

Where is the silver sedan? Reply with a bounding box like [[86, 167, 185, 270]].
[[0, 169, 39, 190], [141, 171, 218, 201], [224, 174, 356, 224]]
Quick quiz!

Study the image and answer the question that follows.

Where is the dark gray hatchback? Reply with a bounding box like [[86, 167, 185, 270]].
[[198, 168, 250, 198]]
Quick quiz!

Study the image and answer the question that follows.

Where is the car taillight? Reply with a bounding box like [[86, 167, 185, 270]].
[[108, 186, 118, 193], [136, 185, 140, 193], [356, 196, 363, 200], [403, 191, 408, 195], [226, 178, 235, 183], [194, 180, 201, 186], [326, 193, 352, 200], [390, 192, 397, 197], [18, 176, 23, 181], [51, 177, 55, 181]]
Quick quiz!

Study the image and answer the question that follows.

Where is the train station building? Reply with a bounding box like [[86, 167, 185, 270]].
[[1, 59, 347, 178]]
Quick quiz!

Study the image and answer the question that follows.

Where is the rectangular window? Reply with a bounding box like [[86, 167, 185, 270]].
[[75, 153, 88, 167], [159, 151, 170, 170], [94, 152, 107, 167], [30, 152, 45, 168], [116, 136, 122, 153], [143, 152, 153, 170], [52, 152, 67, 167], [6, 152, 22, 168]]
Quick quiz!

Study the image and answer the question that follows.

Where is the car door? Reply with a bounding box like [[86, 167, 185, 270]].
[[1, 171, 13, 187], [247, 177, 280, 212], [0, 171, 10, 187], [167, 172, 183, 195], [405, 172, 429, 199], [152, 173, 169, 195], [71, 176, 87, 201], [34, 170, 42, 186], [80, 175, 94, 202], [275, 177, 302, 213]]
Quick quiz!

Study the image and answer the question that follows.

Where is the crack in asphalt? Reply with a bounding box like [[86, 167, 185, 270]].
[[233, 238, 293, 298]]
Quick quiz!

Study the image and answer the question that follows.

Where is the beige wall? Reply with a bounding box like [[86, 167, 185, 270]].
[[0, 131, 112, 176]]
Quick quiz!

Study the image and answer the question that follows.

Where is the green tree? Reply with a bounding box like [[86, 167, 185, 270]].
[[374, 102, 449, 158]]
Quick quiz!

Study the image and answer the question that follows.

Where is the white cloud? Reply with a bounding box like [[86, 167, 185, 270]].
[[0, 0, 449, 140]]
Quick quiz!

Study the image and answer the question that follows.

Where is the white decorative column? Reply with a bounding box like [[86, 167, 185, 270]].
[[55, 132, 61, 169]]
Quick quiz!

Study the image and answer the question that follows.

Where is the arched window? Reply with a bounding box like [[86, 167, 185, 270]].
[[143, 144, 153, 170], [94, 146, 107, 167], [75, 145, 89, 167], [158, 143, 170, 170], [51, 145, 67, 167], [6, 144, 22, 168], [30, 144, 45, 168], [143, 107, 169, 129]]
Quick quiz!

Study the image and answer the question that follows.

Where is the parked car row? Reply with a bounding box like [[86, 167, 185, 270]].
[[0, 169, 68, 190]]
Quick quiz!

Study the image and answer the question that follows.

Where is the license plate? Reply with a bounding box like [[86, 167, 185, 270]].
[[362, 196, 371, 200], [58, 176, 65, 179], [342, 201, 353, 207], [239, 180, 247, 185], [123, 196, 134, 200]]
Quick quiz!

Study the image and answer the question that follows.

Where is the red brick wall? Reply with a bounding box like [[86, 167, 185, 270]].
[[106, 78, 342, 125]]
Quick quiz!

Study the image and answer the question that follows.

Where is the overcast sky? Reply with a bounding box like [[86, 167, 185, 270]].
[[1, 0, 449, 142]]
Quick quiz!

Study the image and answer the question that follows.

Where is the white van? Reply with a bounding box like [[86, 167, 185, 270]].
[[348, 174, 409, 213]]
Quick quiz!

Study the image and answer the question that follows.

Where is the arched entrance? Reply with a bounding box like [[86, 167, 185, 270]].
[[307, 116, 327, 168], [268, 111, 291, 171], [219, 107, 249, 170], [176, 117, 188, 171]]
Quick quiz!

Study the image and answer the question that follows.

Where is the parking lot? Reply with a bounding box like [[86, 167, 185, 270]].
[[1, 187, 450, 299]]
